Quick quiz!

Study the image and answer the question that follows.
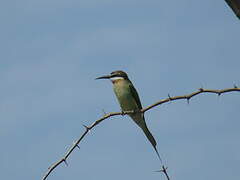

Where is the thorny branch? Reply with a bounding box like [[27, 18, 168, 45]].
[[41, 87, 240, 180]]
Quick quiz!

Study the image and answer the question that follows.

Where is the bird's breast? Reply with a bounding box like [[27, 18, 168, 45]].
[[113, 82, 138, 111]]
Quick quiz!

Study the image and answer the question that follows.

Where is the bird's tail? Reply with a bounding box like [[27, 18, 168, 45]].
[[130, 113, 162, 163], [141, 122, 163, 164]]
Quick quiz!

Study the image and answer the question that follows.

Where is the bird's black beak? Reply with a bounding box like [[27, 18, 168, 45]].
[[95, 75, 111, 80]]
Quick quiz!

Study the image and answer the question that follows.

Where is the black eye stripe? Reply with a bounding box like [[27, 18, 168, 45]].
[[110, 71, 128, 79], [111, 74, 122, 78]]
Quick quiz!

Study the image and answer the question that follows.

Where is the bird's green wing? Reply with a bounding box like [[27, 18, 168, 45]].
[[128, 81, 162, 162], [128, 81, 143, 110]]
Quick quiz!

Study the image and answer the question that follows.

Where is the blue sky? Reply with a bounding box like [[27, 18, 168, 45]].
[[1, 1, 240, 180]]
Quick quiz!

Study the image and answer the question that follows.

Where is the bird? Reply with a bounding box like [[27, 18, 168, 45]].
[[96, 70, 161, 162]]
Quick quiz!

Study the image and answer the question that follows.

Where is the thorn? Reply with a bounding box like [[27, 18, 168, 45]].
[[161, 165, 168, 172], [63, 159, 68, 166], [187, 98, 190, 104], [168, 94, 172, 100], [218, 92, 221, 96], [199, 88, 204, 92], [82, 124, 90, 131], [154, 165, 168, 172], [76, 144, 80, 149], [121, 111, 125, 116], [157, 165, 170, 180], [234, 84, 238, 88]]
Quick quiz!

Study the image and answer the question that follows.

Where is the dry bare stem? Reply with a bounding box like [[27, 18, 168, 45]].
[[41, 87, 240, 180]]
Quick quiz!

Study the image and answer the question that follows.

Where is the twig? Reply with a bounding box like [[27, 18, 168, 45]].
[[141, 87, 240, 113], [41, 87, 240, 180], [41, 111, 133, 180], [155, 166, 170, 180]]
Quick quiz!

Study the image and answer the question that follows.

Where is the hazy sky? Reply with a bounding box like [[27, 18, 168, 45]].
[[1, 1, 240, 180]]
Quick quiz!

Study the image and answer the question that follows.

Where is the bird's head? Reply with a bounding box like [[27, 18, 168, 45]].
[[96, 70, 129, 83]]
